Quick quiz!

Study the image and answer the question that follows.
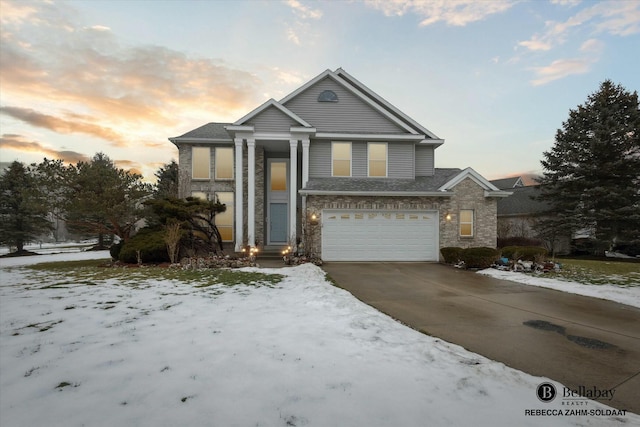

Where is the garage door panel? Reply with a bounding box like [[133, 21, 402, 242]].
[[321, 210, 438, 262]]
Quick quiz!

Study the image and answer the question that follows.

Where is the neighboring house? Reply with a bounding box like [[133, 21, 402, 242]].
[[491, 178, 570, 254], [489, 176, 524, 190], [170, 68, 511, 261], [492, 182, 546, 240]]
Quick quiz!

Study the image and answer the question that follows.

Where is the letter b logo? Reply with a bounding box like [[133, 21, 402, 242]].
[[536, 382, 557, 402]]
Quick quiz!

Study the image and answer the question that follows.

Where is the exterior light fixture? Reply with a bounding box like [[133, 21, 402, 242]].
[[445, 213, 452, 221]]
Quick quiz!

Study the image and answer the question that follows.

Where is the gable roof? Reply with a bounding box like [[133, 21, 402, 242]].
[[438, 167, 512, 197], [170, 68, 445, 147], [497, 185, 549, 216], [334, 68, 442, 141], [490, 176, 524, 189], [169, 122, 232, 145], [233, 98, 312, 128], [279, 69, 440, 140]]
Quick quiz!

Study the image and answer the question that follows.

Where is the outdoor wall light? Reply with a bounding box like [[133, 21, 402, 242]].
[[445, 213, 452, 221], [309, 213, 319, 225]]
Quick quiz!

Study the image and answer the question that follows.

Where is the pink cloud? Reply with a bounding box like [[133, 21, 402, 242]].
[[0, 106, 128, 146], [364, 0, 514, 27], [530, 58, 591, 86], [0, 134, 90, 164]]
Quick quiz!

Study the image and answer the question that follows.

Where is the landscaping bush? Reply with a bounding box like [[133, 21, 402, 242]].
[[109, 241, 124, 260], [440, 247, 463, 264], [460, 247, 500, 269], [501, 246, 548, 261], [119, 228, 169, 264]]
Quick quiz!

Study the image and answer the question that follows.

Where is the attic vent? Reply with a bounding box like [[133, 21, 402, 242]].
[[318, 90, 338, 102]]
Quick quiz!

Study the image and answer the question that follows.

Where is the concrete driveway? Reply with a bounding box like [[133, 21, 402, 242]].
[[321, 262, 640, 413]]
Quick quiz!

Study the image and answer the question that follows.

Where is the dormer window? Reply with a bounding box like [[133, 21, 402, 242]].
[[318, 90, 338, 102]]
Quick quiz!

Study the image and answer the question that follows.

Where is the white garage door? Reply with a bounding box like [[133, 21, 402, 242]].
[[321, 210, 439, 261]]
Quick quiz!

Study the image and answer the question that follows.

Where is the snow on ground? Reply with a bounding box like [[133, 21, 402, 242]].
[[0, 241, 98, 256], [478, 269, 640, 309], [1, 254, 637, 427]]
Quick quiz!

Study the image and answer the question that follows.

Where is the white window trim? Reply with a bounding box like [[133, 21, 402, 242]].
[[331, 141, 352, 177], [367, 142, 388, 177], [459, 209, 474, 237], [214, 146, 234, 181], [192, 146, 211, 180], [215, 191, 234, 242]]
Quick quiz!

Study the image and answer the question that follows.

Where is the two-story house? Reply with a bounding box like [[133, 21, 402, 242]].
[[169, 68, 510, 261]]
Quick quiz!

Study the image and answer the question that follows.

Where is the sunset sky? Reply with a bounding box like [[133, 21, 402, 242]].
[[1, 0, 638, 182]]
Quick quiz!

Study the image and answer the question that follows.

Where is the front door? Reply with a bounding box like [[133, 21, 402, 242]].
[[267, 159, 288, 245]]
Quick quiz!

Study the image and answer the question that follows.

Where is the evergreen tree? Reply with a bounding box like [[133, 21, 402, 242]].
[[63, 153, 152, 247], [32, 158, 72, 241], [0, 161, 53, 252], [153, 160, 179, 199], [145, 197, 226, 253], [537, 80, 640, 254]]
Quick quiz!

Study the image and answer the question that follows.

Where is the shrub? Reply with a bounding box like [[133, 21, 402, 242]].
[[119, 228, 169, 264], [440, 247, 463, 264], [109, 241, 124, 260], [501, 246, 548, 261], [460, 247, 500, 269]]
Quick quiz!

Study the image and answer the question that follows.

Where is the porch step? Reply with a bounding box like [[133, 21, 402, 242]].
[[232, 249, 283, 259], [257, 250, 285, 260]]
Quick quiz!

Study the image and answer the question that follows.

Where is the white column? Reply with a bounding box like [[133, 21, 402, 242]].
[[289, 139, 298, 243], [301, 138, 310, 188], [247, 138, 256, 247], [234, 138, 244, 251]]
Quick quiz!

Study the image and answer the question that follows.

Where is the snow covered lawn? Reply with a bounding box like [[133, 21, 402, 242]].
[[478, 268, 640, 309], [1, 253, 637, 426]]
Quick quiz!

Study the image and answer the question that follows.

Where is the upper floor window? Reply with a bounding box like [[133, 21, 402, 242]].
[[368, 142, 387, 177], [215, 147, 233, 180], [459, 210, 474, 237], [192, 146, 210, 180], [318, 90, 338, 102], [332, 142, 351, 177]]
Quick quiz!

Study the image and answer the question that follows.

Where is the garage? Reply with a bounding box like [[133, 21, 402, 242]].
[[321, 210, 439, 261]]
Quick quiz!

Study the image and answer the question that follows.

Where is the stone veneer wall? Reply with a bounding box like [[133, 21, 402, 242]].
[[304, 177, 498, 260], [254, 146, 265, 248], [440, 178, 497, 249], [241, 146, 266, 248], [178, 143, 266, 251], [178, 144, 233, 197]]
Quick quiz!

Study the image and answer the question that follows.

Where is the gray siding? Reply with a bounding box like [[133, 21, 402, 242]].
[[245, 105, 297, 132], [388, 143, 414, 179], [415, 145, 435, 176], [309, 141, 331, 178], [352, 142, 367, 177], [309, 140, 415, 179], [284, 77, 405, 133]]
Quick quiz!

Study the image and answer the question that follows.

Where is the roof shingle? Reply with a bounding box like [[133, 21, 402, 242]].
[[173, 122, 232, 140], [302, 169, 461, 193]]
